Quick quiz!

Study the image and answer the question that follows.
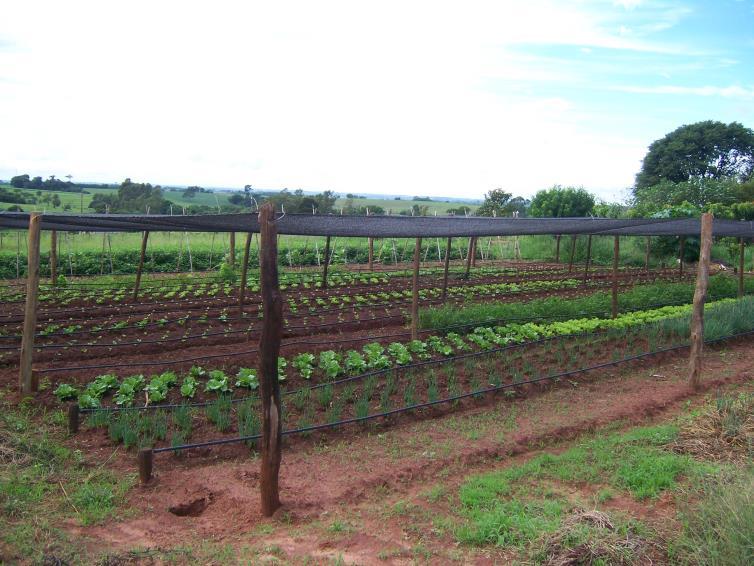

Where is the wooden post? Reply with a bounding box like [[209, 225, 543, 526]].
[[19, 213, 41, 395], [67, 403, 80, 434], [645, 236, 651, 274], [137, 449, 153, 485], [322, 235, 331, 289], [411, 237, 422, 341], [239, 232, 253, 316], [470, 236, 478, 268], [229, 232, 236, 268], [582, 235, 592, 286], [689, 214, 713, 391], [441, 237, 452, 302], [133, 231, 150, 301], [258, 203, 283, 516], [738, 238, 745, 298], [464, 237, 474, 278], [679, 237, 685, 277], [368, 237, 374, 271], [568, 235, 577, 273], [49, 229, 57, 285], [555, 235, 561, 263], [612, 236, 619, 319]]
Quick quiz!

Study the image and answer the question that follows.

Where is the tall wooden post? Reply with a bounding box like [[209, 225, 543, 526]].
[[239, 232, 253, 315], [133, 231, 150, 301], [470, 237, 478, 268], [738, 238, 745, 298], [679, 237, 685, 277], [464, 237, 473, 278], [689, 214, 713, 391], [322, 235, 331, 289], [555, 235, 561, 263], [441, 237, 452, 302], [582, 235, 592, 286], [258, 203, 283, 516], [644, 236, 651, 274], [229, 232, 236, 268], [612, 236, 619, 319], [568, 235, 577, 273], [49, 229, 57, 285], [411, 237, 422, 341], [19, 213, 41, 395], [368, 237, 374, 271]]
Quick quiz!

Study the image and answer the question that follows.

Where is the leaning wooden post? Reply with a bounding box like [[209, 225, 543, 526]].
[[738, 237, 745, 298], [19, 213, 41, 395], [229, 232, 236, 268], [238, 232, 253, 316], [678, 236, 685, 277], [611, 236, 619, 319], [322, 235, 331, 289], [464, 237, 473, 278], [133, 231, 150, 301], [49, 229, 57, 285], [568, 235, 577, 273], [411, 237, 422, 341], [582, 234, 592, 286], [689, 213, 713, 391], [555, 235, 561, 263], [258, 203, 283, 516], [441, 237, 452, 302]]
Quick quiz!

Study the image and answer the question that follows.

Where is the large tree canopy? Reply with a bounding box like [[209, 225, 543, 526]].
[[476, 189, 528, 217], [635, 121, 754, 189], [529, 186, 595, 217]]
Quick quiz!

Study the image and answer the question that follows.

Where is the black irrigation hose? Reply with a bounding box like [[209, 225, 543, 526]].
[[151, 327, 754, 454]]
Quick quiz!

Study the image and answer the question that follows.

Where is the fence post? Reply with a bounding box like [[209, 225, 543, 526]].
[[133, 231, 150, 301], [555, 235, 561, 263], [50, 229, 57, 285], [258, 203, 283, 516], [644, 236, 651, 274], [689, 214, 713, 391], [738, 238, 745, 298], [464, 237, 473, 278], [138, 449, 154, 485], [442, 237, 452, 302], [411, 237, 422, 341], [19, 213, 41, 395], [229, 232, 236, 268], [239, 232, 253, 316], [679, 236, 685, 277], [612, 236, 619, 319], [582, 235, 592, 286], [322, 235, 331, 289], [68, 404, 80, 434], [568, 235, 577, 273]]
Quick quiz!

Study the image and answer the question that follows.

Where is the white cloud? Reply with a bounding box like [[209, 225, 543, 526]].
[[0, 0, 702, 199], [612, 84, 754, 98]]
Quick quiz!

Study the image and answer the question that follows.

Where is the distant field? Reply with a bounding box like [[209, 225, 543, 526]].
[[0, 184, 478, 215]]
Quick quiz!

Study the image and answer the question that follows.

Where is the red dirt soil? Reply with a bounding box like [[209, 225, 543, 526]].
[[68, 338, 754, 563]]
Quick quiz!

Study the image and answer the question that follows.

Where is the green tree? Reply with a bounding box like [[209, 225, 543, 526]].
[[635, 121, 754, 189], [529, 186, 595, 217], [476, 189, 518, 217], [51, 194, 61, 208]]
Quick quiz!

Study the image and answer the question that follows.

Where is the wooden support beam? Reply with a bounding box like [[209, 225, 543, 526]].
[[470, 236, 478, 268], [738, 238, 745, 298], [239, 232, 253, 316], [322, 235, 331, 289], [133, 231, 150, 301], [464, 237, 473, 278], [612, 236, 619, 319], [644, 236, 651, 274], [679, 237, 685, 277], [49, 229, 57, 285], [258, 203, 283, 516], [582, 235, 592, 286], [689, 213, 713, 391], [19, 213, 41, 395], [229, 232, 236, 268], [411, 237, 422, 341], [568, 235, 577, 273], [441, 237, 452, 302], [555, 235, 561, 263], [368, 237, 374, 271], [138, 449, 154, 486]]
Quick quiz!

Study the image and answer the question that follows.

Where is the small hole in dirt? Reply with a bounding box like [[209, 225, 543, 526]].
[[169, 497, 208, 517]]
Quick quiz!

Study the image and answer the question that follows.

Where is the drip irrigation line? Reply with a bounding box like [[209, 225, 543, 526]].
[[151, 327, 754, 454]]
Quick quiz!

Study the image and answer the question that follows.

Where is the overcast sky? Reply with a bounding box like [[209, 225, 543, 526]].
[[1, 0, 753, 201]]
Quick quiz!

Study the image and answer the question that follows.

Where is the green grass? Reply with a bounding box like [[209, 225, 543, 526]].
[[455, 424, 714, 549], [0, 393, 135, 562]]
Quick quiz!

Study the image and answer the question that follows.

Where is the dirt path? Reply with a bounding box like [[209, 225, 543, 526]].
[[63, 337, 754, 563]]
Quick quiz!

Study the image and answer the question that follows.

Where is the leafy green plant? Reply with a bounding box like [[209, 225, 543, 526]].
[[53, 383, 78, 402], [318, 350, 342, 380], [363, 342, 391, 369], [204, 370, 231, 394], [292, 353, 315, 380], [180, 375, 198, 398], [345, 350, 367, 374], [114, 375, 145, 407], [387, 342, 412, 365], [236, 367, 259, 389]]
